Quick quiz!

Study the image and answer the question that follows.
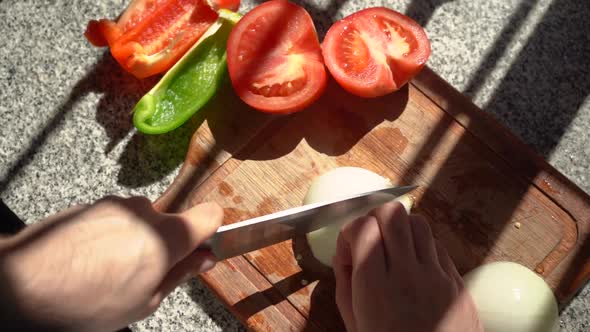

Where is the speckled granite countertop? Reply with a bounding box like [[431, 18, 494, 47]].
[[1, 0, 588, 331]]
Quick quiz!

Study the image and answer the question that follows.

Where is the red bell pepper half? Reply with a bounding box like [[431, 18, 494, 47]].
[[84, 0, 240, 79]]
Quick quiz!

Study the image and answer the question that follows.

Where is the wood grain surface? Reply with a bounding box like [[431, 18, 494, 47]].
[[156, 68, 590, 331]]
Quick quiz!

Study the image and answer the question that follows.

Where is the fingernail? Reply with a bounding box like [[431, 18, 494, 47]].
[[196, 257, 217, 274]]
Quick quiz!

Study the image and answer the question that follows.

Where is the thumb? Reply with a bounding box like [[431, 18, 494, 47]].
[[334, 232, 356, 332], [156, 202, 224, 267]]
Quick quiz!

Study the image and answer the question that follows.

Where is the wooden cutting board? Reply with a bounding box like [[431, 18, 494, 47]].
[[154, 67, 590, 331]]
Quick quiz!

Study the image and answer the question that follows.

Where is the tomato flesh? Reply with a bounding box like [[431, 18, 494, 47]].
[[227, 0, 326, 113], [109, 0, 219, 79], [322, 7, 431, 98], [84, 0, 240, 79]]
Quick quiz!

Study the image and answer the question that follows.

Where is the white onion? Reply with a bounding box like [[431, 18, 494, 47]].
[[464, 261, 560, 332], [304, 167, 413, 267]]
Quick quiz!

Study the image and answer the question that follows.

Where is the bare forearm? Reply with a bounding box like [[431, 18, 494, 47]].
[[0, 236, 66, 331], [0, 236, 34, 329], [0, 198, 223, 332]]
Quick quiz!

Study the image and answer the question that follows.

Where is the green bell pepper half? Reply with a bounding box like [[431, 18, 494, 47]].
[[133, 10, 242, 134]]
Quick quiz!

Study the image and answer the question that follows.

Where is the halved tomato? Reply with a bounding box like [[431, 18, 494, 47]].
[[226, 0, 327, 113], [322, 7, 431, 98]]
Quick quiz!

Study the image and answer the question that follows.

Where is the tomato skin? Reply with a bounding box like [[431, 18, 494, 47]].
[[322, 7, 431, 98], [226, 0, 327, 113]]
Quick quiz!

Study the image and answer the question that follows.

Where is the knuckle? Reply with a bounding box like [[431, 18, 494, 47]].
[[365, 215, 380, 231], [95, 196, 152, 219], [362, 218, 384, 244], [383, 200, 404, 213], [377, 202, 407, 225], [372, 202, 393, 218], [351, 215, 377, 233], [94, 196, 124, 210], [96, 195, 123, 204], [126, 196, 155, 211]]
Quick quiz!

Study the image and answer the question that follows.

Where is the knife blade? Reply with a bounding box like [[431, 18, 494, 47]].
[[199, 185, 417, 260]]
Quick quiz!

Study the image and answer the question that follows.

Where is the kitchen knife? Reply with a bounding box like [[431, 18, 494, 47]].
[[199, 185, 417, 260]]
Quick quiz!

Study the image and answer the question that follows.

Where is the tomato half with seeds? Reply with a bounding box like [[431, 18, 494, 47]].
[[226, 0, 327, 113], [322, 7, 431, 98]]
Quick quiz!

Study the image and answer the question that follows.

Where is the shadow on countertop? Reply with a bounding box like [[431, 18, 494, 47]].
[[90, 55, 160, 154], [0, 51, 155, 194], [115, 110, 208, 188], [479, 0, 590, 157], [185, 278, 248, 332], [405, 0, 456, 27], [88, 54, 206, 189]]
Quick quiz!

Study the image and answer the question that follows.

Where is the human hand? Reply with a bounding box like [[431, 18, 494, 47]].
[[333, 201, 483, 332], [0, 196, 223, 332]]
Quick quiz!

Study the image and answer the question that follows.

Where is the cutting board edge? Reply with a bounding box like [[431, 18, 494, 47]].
[[412, 67, 590, 304], [412, 67, 590, 221]]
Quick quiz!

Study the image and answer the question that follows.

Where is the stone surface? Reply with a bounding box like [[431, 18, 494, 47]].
[[0, 0, 587, 331]]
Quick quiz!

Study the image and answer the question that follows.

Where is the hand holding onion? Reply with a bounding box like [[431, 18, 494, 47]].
[[333, 201, 483, 332], [303, 167, 482, 331], [303, 167, 559, 332]]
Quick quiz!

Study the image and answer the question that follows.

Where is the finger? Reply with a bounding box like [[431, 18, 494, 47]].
[[334, 230, 353, 266], [341, 216, 388, 280], [151, 249, 217, 307], [370, 201, 415, 266], [435, 241, 463, 288], [125, 196, 154, 211], [155, 202, 223, 266], [124, 196, 158, 219], [409, 215, 439, 267], [333, 233, 356, 332]]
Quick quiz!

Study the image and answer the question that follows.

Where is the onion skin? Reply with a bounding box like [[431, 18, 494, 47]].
[[304, 167, 413, 267], [463, 262, 559, 332]]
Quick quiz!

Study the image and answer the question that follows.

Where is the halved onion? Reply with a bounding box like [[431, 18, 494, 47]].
[[464, 262, 560, 332], [304, 167, 413, 267]]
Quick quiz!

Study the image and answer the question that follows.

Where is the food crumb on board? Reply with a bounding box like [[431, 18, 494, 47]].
[[295, 254, 303, 261], [514, 222, 521, 229], [301, 279, 309, 286]]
